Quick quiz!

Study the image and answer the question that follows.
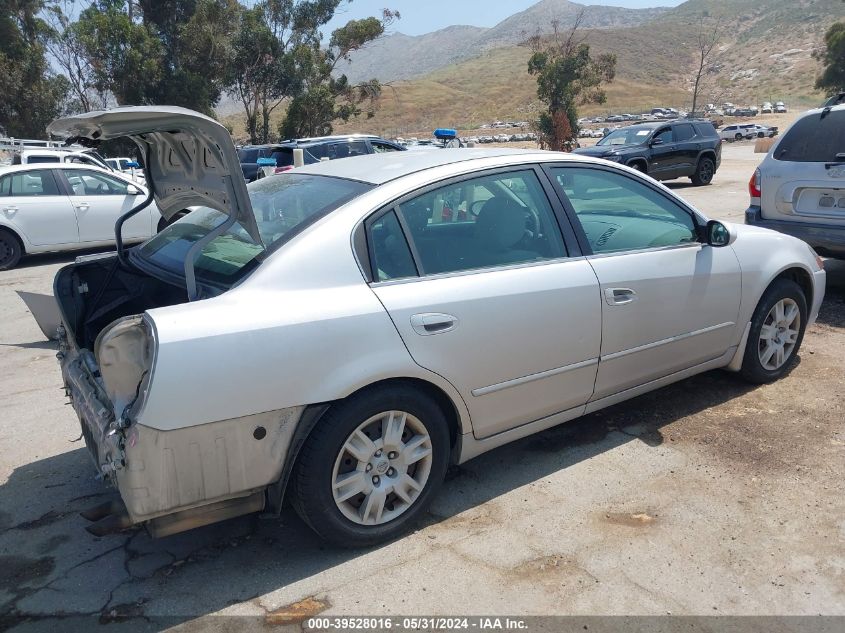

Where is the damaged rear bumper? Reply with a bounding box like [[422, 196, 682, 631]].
[[58, 327, 305, 535]]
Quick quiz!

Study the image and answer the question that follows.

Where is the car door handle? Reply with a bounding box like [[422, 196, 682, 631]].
[[604, 288, 637, 305], [2, 206, 18, 215], [410, 313, 458, 335], [74, 202, 90, 211]]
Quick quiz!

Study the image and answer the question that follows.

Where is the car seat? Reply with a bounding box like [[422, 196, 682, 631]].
[[470, 197, 539, 267]]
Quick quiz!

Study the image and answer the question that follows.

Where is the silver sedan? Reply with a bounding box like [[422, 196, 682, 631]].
[[41, 107, 825, 546]]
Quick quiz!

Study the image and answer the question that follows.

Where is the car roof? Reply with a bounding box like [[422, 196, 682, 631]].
[[294, 148, 587, 185], [0, 162, 123, 176]]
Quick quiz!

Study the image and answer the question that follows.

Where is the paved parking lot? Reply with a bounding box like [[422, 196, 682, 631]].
[[1, 144, 843, 628]]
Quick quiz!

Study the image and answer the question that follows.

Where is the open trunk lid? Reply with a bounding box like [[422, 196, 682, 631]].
[[47, 106, 261, 245]]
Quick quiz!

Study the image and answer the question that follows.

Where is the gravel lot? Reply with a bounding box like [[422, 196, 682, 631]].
[[1, 144, 843, 628]]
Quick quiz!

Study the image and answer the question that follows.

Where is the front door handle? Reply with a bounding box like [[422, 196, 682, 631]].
[[74, 202, 90, 211], [604, 287, 637, 305], [2, 206, 18, 215], [410, 313, 458, 336]]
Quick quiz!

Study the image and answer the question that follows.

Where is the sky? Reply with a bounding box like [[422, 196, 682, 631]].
[[325, 0, 687, 36]]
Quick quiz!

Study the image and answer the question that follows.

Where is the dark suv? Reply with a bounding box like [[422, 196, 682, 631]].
[[238, 135, 405, 182], [572, 120, 722, 186]]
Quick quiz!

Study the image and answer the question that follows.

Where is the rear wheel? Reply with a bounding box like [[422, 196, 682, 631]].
[[740, 279, 807, 384], [734, 133, 743, 141], [0, 229, 23, 270], [290, 385, 450, 547], [690, 157, 715, 186], [156, 210, 189, 233]]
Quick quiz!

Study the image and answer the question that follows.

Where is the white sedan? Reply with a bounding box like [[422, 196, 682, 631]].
[[0, 163, 160, 269], [42, 107, 825, 546]]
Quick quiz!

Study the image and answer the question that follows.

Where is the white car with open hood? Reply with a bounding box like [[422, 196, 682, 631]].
[[41, 106, 825, 546]]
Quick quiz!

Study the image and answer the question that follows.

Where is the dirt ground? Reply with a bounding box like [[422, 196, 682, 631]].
[[0, 144, 843, 629]]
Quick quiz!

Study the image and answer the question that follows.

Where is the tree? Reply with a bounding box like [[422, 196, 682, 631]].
[[688, 15, 722, 116], [226, 1, 396, 144], [0, 0, 70, 137], [280, 12, 394, 138], [44, 1, 107, 112], [815, 21, 845, 95], [526, 14, 616, 151]]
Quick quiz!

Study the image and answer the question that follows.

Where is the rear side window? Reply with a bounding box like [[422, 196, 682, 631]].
[[26, 155, 60, 164], [0, 170, 60, 196], [774, 110, 845, 162], [693, 122, 717, 138], [238, 148, 261, 163], [674, 124, 695, 141], [368, 210, 417, 281]]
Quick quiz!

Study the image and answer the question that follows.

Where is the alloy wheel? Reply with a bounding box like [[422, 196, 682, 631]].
[[758, 298, 801, 371], [331, 410, 433, 526]]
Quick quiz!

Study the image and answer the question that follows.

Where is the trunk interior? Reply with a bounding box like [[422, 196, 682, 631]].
[[55, 256, 187, 351]]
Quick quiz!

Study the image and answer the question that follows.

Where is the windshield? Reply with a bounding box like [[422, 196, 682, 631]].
[[135, 173, 371, 287], [597, 127, 652, 146]]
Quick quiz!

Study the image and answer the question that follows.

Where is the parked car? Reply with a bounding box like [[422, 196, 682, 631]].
[[719, 124, 757, 141], [104, 156, 146, 184], [13, 148, 113, 171], [572, 120, 721, 185], [774, 101, 787, 113], [239, 135, 406, 182], [732, 107, 758, 117], [0, 163, 160, 269], [747, 124, 779, 138], [761, 102, 773, 114], [746, 103, 845, 259], [35, 106, 825, 546]]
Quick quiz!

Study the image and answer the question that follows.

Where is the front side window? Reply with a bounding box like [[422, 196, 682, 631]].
[[396, 169, 565, 275], [64, 169, 129, 196], [371, 141, 400, 153], [0, 170, 60, 197], [136, 174, 371, 286], [551, 166, 697, 254], [654, 128, 674, 144]]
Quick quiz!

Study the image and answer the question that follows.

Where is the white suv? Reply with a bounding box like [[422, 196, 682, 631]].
[[719, 124, 756, 141], [745, 104, 845, 259]]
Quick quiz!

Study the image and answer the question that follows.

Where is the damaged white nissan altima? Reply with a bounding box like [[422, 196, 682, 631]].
[[44, 106, 825, 546]]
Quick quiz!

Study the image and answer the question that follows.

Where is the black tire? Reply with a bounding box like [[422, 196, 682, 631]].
[[690, 157, 716, 186], [739, 278, 808, 384], [290, 384, 450, 547], [734, 133, 743, 141], [629, 161, 647, 174], [0, 229, 23, 270]]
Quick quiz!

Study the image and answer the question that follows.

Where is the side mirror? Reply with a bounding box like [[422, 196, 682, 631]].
[[126, 184, 141, 196], [650, 138, 664, 146], [705, 220, 733, 247]]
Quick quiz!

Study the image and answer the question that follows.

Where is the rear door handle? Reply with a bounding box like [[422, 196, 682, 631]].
[[410, 313, 458, 335], [74, 202, 90, 211], [2, 206, 18, 215], [604, 287, 637, 305]]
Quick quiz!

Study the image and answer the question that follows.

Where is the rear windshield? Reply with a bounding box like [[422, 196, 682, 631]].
[[773, 109, 845, 163], [237, 148, 262, 163], [135, 174, 371, 287]]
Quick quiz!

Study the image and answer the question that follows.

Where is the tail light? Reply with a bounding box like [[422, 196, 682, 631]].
[[274, 165, 293, 174], [749, 168, 761, 198]]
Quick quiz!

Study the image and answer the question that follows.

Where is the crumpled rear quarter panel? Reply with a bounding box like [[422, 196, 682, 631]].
[[117, 406, 303, 522]]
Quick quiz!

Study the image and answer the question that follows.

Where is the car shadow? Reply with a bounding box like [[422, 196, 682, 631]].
[[815, 258, 845, 328], [10, 247, 115, 271], [0, 367, 758, 627]]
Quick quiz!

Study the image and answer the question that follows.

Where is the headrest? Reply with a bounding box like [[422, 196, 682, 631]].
[[475, 197, 525, 250]]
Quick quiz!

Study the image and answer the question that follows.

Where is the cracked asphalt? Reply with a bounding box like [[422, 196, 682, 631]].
[[0, 144, 843, 629]]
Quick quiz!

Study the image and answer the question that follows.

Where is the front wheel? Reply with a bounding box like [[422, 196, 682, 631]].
[[740, 279, 807, 384], [690, 157, 715, 186], [290, 385, 450, 547]]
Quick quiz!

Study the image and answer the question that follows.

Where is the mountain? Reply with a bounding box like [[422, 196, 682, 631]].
[[335, 0, 671, 84]]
